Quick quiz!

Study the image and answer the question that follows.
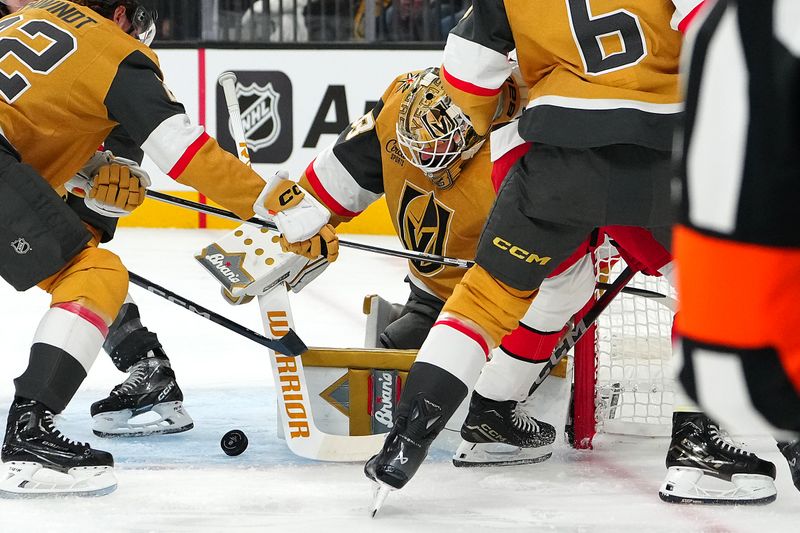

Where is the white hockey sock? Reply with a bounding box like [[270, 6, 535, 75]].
[[414, 317, 489, 391], [475, 348, 546, 402]]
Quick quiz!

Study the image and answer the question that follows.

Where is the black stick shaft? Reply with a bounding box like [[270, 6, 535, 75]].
[[145, 190, 474, 269], [528, 266, 637, 395], [127, 270, 307, 356]]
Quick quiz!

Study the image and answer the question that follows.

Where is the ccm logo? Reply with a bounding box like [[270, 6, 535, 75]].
[[492, 237, 551, 265], [279, 184, 304, 207]]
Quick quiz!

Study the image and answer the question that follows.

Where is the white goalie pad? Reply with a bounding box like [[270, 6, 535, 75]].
[[195, 223, 327, 301]]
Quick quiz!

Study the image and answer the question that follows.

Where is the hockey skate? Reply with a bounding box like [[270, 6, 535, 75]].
[[659, 412, 777, 505], [778, 440, 800, 491], [453, 392, 556, 467], [365, 392, 446, 517], [91, 351, 193, 437], [1, 398, 116, 498]]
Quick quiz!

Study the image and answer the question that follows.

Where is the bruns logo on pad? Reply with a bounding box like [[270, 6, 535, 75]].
[[195, 243, 254, 291]]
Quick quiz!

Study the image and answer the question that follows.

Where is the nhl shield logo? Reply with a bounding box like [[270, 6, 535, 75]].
[[10, 237, 31, 255], [233, 81, 281, 153]]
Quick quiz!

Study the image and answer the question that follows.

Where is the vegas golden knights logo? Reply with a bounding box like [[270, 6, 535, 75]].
[[397, 182, 453, 276]]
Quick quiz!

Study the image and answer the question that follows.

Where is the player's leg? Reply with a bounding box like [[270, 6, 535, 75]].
[[0, 152, 127, 496], [454, 246, 597, 466], [366, 146, 596, 490], [91, 294, 194, 437], [65, 193, 193, 437]]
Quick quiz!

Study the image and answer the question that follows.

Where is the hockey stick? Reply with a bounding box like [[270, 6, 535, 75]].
[[127, 271, 307, 356], [528, 266, 638, 396], [146, 188, 473, 269], [219, 72, 384, 461], [596, 281, 678, 312]]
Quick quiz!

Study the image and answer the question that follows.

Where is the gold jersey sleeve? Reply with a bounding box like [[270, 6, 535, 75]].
[[0, 1, 265, 220]]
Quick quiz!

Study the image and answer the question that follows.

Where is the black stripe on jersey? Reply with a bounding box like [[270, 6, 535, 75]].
[[681, 0, 800, 247], [452, 0, 513, 56], [329, 97, 386, 195], [519, 106, 679, 151], [105, 123, 144, 164], [13, 343, 88, 413], [104, 50, 187, 147]]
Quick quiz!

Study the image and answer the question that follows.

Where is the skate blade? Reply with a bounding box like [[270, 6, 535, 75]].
[[0, 462, 117, 498], [659, 467, 777, 505], [452, 441, 553, 468], [93, 401, 194, 438], [370, 482, 394, 518]]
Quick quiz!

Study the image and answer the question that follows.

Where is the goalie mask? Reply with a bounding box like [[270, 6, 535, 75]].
[[396, 68, 484, 190], [74, 0, 158, 45]]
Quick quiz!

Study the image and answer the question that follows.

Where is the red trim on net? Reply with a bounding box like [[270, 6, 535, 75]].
[[52, 302, 109, 337], [197, 48, 207, 228], [441, 66, 502, 97], [434, 318, 490, 358], [167, 132, 210, 180], [678, 1, 706, 34], [304, 160, 360, 218]]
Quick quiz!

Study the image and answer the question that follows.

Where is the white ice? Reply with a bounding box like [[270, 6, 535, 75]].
[[0, 229, 797, 532]]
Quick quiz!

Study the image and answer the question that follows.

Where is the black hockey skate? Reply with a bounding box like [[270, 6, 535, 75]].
[[1, 398, 116, 497], [365, 392, 447, 516], [659, 412, 777, 505], [91, 351, 193, 437], [453, 392, 556, 467], [778, 440, 800, 491]]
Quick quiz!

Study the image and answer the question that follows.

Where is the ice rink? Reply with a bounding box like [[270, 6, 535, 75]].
[[0, 229, 797, 532]]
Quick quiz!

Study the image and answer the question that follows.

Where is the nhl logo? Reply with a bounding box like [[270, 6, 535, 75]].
[[10, 237, 31, 255], [233, 82, 281, 153]]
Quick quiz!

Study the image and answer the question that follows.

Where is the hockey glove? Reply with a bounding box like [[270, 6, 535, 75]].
[[279, 223, 339, 262], [65, 151, 151, 218], [253, 170, 331, 244]]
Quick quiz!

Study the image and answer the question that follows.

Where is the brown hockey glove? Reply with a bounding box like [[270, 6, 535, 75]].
[[279, 223, 339, 262], [87, 163, 147, 212]]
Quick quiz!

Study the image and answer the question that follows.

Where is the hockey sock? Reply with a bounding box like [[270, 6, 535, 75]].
[[476, 348, 547, 402], [14, 303, 108, 413], [103, 295, 166, 371]]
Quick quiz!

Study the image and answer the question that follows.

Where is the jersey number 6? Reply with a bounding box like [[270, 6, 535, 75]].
[[0, 16, 77, 104], [566, 0, 648, 76]]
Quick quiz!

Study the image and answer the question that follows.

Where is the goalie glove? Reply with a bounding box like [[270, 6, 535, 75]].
[[65, 151, 151, 218], [279, 223, 339, 263], [253, 170, 332, 245]]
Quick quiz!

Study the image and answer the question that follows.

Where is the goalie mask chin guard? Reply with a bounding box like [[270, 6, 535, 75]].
[[396, 68, 483, 190]]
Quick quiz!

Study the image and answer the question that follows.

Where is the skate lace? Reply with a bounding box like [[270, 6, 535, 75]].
[[708, 425, 752, 457], [43, 412, 86, 448], [512, 403, 540, 434], [113, 360, 151, 396]]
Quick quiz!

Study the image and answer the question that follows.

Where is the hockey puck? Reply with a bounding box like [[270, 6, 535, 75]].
[[221, 429, 248, 456]]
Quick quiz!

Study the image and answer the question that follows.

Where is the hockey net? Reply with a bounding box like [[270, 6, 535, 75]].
[[572, 237, 677, 449]]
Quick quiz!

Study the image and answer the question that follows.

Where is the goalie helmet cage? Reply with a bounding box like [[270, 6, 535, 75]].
[[572, 237, 676, 449]]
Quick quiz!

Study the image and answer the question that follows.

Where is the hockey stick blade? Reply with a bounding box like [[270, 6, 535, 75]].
[[128, 271, 307, 356]]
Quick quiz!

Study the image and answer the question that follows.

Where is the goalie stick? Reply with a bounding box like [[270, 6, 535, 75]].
[[220, 71, 385, 461], [128, 271, 307, 356]]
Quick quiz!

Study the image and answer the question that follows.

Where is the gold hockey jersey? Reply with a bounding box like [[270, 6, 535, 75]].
[[441, 0, 705, 150], [0, 1, 264, 219], [299, 71, 496, 301]]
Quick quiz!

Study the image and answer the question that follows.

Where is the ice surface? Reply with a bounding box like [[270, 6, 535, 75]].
[[0, 229, 797, 532]]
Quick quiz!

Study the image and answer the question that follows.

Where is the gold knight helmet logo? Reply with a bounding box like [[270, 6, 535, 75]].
[[398, 182, 453, 275]]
